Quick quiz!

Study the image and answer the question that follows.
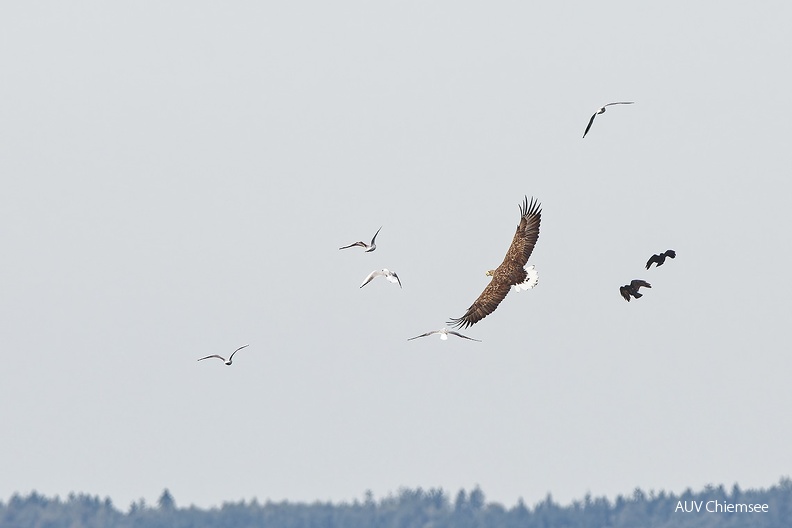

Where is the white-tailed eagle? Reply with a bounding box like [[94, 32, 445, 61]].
[[448, 196, 541, 329]]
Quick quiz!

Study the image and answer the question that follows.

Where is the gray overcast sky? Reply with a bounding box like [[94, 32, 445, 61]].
[[1, 0, 791, 510]]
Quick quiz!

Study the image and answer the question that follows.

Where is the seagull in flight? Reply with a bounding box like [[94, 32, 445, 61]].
[[407, 327, 481, 342], [360, 268, 402, 288], [583, 102, 634, 138], [197, 344, 249, 365], [646, 249, 676, 269], [339, 226, 382, 252], [619, 280, 651, 302]]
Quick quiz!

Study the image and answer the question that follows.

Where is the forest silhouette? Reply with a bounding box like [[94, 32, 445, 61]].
[[2, 478, 791, 527]]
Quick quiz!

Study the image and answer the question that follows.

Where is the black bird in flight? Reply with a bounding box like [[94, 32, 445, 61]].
[[339, 226, 382, 252], [646, 249, 676, 269], [583, 102, 634, 138], [198, 345, 249, 365], [620, 280, 651, 302]]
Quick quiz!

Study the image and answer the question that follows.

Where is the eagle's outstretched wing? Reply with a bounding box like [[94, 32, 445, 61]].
[[506, 196, 542, 266], [448, 196, 541, 329], [447, 274, 514, 329]]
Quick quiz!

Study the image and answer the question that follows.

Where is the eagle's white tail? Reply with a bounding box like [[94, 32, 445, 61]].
[[514, 265, 539, 292]]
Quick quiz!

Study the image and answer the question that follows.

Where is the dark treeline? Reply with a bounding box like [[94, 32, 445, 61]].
[[2, 478, 791, 528]]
